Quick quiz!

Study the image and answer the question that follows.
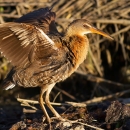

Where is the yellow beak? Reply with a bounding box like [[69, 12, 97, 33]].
[[90, 27, 114, 40]]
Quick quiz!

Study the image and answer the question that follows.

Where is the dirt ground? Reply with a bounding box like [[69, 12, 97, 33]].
[[0, 0, 130, 130], [1, 74, 130, 130]]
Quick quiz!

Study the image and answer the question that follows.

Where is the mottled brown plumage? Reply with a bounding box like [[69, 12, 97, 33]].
[[0, 7, 113, 123]]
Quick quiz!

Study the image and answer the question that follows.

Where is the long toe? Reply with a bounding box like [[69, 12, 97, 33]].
[[51, 116, 66, 121]]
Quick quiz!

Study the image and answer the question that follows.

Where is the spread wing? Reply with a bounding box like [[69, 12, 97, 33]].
[[0, 22, 58, 66], [0, 7, 60, 67], [15, 7, 58, 34]]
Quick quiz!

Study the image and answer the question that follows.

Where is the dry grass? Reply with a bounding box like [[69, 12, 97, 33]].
[[0, 0, 130, 76], [1, 1, 130, 129]]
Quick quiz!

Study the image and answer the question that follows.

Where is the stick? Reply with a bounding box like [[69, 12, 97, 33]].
[[17, 98, 87, 107], [83, 89, 130, 104]]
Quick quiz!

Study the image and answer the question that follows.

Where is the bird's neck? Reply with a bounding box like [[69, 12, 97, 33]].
[[63, 34, 89, 71]]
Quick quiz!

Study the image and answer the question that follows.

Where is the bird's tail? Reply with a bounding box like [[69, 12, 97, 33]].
[[2, 80, 15, 90], [2, 68, 16, 90]]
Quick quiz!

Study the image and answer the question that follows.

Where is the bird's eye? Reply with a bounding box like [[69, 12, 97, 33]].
[[83, 24, 86, 28], [83, 24, 90, 29]]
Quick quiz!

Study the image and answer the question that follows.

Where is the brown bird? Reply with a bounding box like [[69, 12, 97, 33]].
[[0, 7, 113, 123]]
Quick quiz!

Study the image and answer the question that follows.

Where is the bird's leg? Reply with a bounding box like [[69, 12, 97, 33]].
[[45, 84, 61, 119], [39, 86, 51, 123]]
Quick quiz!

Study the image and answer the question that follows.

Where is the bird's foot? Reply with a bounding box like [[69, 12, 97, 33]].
[[51, 117, 84, 128], [42, 115, 52, 124]]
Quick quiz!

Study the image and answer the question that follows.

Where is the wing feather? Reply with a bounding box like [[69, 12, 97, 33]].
[[0, 22, 58, 66], [15, 7, 59, 34]]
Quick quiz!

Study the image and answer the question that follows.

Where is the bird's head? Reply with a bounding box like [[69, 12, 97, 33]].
[[66, 19, 113, 40]]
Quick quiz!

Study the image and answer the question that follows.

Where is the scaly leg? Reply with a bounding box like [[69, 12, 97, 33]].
[[39, 86, 51, 123], [45, 84, 61, 118]]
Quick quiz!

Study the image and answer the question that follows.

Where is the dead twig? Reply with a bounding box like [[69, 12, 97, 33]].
[[67, 119, 104, 130], [92, 19, 130, 25], [17, 98, 86, 108], [54, 86, 79, 101], [75, 73, 130, 88], [83, 89, 130, 104]]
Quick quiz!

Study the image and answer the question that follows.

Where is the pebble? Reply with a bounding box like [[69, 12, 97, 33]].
[[62, 121, 72, 127], [70, 125, 85, 130]]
